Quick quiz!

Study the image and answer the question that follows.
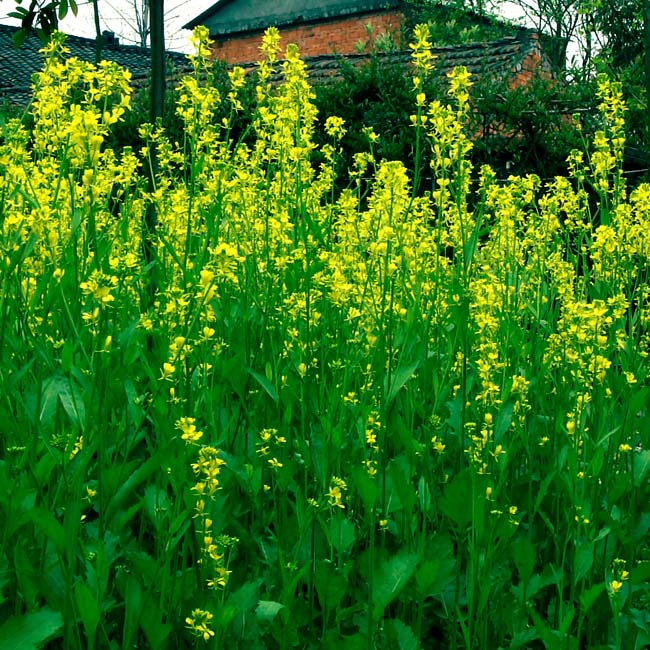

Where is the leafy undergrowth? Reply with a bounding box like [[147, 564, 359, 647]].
[[0, 25, 649, 650]]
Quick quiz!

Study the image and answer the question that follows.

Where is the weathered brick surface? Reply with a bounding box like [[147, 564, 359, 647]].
[[211, 10, 404, 64]]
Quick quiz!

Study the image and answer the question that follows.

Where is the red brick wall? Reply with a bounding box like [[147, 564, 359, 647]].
[[211, 10, 404, 64]]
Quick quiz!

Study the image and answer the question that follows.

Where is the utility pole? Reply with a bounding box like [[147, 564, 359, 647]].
[[143, 0, 164, 301], [644, 0, 650, 128]]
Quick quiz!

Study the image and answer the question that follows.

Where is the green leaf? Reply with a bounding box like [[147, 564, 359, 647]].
[[314, 560, 348, 613], [389, 456, 416, 514], [104, 448, 167, 526], [28, 508, 65, 556], [0, 607, 63, 650], [227, 579, 261, 613], [631, 561, 650, 585], [122, 575, 142, 650], [255, 600, 285, 622], [61, 339, 74, 374], [384, 618, 419, 650], [439, 469, 473, 530], [528, 606, 560, 649], [634, 450, 650, 487], [508, 628, 539, 650], [372, 549, 418, 621], [386, 360, 419, 405], [13, 546, 39, 610], [415, 535, 455, 597], [324, 516, 356, 554], [40, 374, 85, 431], [75, 582, 100, 649], [630, 387, 650, 416], [579, 582, 605, 614], [247, 367, 278, 404], [57, 0, 68, 20], [574, 542, 593, 584], [139, 595, 170, 650], [511, 537, 536, 584], [533, 470, 556, 517], [352, 466, 378, 515]]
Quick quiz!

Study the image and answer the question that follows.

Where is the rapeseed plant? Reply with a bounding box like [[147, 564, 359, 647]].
[[1, 23, 649, 650]]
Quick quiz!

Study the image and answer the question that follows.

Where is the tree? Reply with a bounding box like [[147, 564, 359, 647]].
[[493, 0, 590, 73], [103, 0, 150, 47]]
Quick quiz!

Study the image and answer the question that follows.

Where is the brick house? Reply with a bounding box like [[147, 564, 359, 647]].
[[183, 0, 553, 92], [184, 0, 406, 64]]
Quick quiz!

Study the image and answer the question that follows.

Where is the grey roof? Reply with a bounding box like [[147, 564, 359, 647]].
[[0, 23, 188, 106], [184, 0, 400, 35], [234, 31, 551, 86]]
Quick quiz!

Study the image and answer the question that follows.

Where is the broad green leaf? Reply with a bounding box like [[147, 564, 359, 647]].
[[630, 387, 650, 416], [314, 560, 348, 613], [122, 575, 142, 649], [13, 546, 39, 610], [389, 456, 416, 514], [634, 450, 650, 487], [533, 470, 556, 517], [385, 618, 419, 650], [324, 516, 356, 554], [61, 339, 74, 374], [143, 484, 170, 533], [75, 582, 100, 649], [439, 469, 473, 530], [104, 448, 166, 525], [386, 360, 419, 405], [559, 603, 575, 636], [255, 600, 285, 622], [511, 537, 536, 584], [352, 466, 378, 515], [579, 582, 605, 614], [40, 374, 85, 431], [528, 606, 561, 648], [0, 607, 63, 650], [247, 367, 278, 403], [631, 561, 650, 585], [28, 508, 65, 556], [139, 596, 170, 650], [508, 628, 539, 649], [494, 402, 514, 442], [227, 579, 261, 613], [415, 535, 455, 597], [57, 0, 68, 20], [372, 550, 418, 621]]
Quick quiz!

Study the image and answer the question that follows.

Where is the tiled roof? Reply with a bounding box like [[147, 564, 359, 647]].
[[286, 31, 551, 86], [0, 23, 188, 106], [184, 0, 400, 34]]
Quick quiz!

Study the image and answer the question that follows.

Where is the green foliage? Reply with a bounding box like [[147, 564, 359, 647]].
[[401, 0, 520, 45]]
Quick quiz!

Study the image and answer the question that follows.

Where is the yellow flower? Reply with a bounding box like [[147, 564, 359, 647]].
[[160, 362, 175, 380], [431, 436, 446, 454], [185, 608, 214, 641], [326, 477, 347, 509], [176, 416, 203, 444], [609, 580, 623, 594], [327, 486, 344, 508]]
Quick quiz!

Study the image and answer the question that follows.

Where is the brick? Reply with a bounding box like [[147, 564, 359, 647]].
[[211, 9, 405, 64]]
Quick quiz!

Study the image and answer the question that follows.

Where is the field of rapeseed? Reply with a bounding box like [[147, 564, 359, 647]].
[[0, 24, 649, 650]]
